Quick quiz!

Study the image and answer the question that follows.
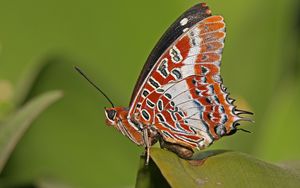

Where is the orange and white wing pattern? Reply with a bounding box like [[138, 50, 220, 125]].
[[128, 9, 252, 149]]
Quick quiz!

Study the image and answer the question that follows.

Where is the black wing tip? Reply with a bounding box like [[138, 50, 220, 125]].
[[237, 128, 252, 134], [236, 109, 254, 116], [194, 2, 209, 9], [191, 2, 212, 16], [238, 117, 255, 123]]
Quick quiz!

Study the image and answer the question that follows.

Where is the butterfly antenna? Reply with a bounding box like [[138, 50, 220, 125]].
[[74, 66, 115, 108]]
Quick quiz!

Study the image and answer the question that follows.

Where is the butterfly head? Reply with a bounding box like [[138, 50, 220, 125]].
[[105, 108, 118, 125], [104, 107, 145, 146]]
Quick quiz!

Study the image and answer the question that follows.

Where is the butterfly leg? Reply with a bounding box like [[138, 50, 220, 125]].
[[158, 136, 194, 159], [142, 127, 151, 165]]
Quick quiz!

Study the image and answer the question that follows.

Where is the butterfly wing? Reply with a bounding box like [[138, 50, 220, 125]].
[[130, 3, 212, 105], [129, 4, 249, 149]]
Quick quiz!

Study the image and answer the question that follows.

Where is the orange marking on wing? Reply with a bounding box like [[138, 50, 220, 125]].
[[198, 97, 212, 106], [176, 36, 191, 58], [201, 41, 223, 52], [194, 65, 202, 75], [212, 112, 221, 119], [212, 106, 221, 114], [208, 79, 235, 129], [199, 22, 225, 34], [202, 111, 219, 139], [201, 89, 212, 96], [203, 15, 223, 23], [195, 53, 221, 63], [194, 64, 220, 76], [144, 84, 154, 94], [185, 77, 199, 99], [177, 122, 193, 133], [154, 123, 198, 148], [176, 132, 202, 141], [160, 112, 177, 128], [147, 91, 160, 103], [201, 31, 225, 44]]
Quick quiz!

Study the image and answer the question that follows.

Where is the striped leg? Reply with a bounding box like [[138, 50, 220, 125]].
[[143, 128, 151, 165]]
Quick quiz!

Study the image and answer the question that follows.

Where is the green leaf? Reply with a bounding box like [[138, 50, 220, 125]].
[[135, 154, 170, 188], [0, 80, 14, 121], [35, 177, 74, 188], [137, 148, 300, 188], [0, 177, 74, 188], [13, 58, 57, 107], [0, 91, 63, 173]]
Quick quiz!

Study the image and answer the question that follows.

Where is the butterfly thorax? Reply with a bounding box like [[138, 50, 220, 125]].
[[105, 107, 148, 146]]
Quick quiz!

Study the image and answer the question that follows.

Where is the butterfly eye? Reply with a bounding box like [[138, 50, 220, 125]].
[[106, 109, 116, 121]]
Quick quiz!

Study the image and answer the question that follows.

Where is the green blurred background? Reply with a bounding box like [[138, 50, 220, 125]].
[[0, 0, 299, 187]]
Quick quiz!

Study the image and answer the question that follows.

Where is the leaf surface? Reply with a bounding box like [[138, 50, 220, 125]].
[[0, 91, 63, 173], [136, 148, 300, 188]]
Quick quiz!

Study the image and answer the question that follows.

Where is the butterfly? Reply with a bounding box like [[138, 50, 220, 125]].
[[75, 2, 253, 164]]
